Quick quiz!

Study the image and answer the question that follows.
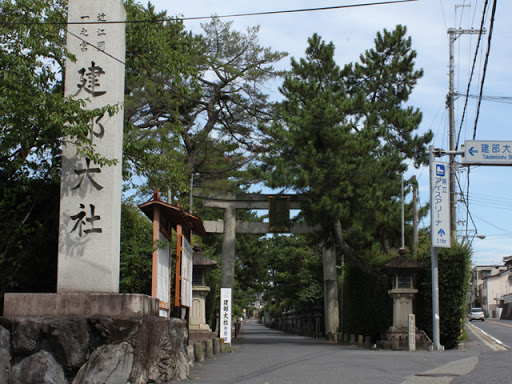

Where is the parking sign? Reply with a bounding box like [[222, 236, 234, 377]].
[[431, 161, 450, 248]]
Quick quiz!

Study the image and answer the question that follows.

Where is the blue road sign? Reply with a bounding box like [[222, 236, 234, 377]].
[[463, 140, 512, 165], [431, 161, 450, 248]]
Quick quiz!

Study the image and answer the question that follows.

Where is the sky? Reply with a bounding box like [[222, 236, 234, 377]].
[[147, 0, 512, 266]]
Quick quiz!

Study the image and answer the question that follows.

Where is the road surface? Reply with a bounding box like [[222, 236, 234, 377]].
[[175, 319, 510, 384]]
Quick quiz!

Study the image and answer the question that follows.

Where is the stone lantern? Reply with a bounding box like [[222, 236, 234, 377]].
[[386, 249, 422, 330], [378, 248, 431, 350], [189, 245, 217, 343]]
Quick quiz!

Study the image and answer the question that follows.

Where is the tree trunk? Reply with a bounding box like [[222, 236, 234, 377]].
[[333, 220, 385, 285]]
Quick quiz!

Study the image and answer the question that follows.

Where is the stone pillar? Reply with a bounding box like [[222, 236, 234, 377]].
[[323, 246, 339, 336], [221, 207, 236, 289], [391, 291, 416, 329], [190, 286, 211, 330], [57, 0, 126, 293]]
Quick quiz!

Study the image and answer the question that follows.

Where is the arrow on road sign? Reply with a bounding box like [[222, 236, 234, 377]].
[[468, 147, 478, 156], [438, 229, 446, 237]]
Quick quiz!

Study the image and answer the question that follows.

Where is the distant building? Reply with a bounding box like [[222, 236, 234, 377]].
[[471, 258, 512, 319], [500, 256, 512, 319], [470, 264, 507, 309]]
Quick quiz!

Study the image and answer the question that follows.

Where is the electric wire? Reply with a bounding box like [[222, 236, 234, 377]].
[[456, 171, 478, 237], [3, 0, 422, 73], [4, 0, 420, 26], [455, 0, 488, 150], [439, 0, 447, 30], [472, 0, 497, 140], [455, 92, 512, 104], [65, 28, 126, 66]]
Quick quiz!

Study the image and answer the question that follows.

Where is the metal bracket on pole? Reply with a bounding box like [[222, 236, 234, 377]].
[[429, 148, 464, 158]]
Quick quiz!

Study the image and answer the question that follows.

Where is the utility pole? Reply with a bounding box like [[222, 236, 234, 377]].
[[447, 25, 485, 238], [401, 175, 405, 249], [412, 176, 418, 255]]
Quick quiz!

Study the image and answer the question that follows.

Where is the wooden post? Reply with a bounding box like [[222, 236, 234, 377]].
[[174, 224, 183, 307], [151, 204, 160, 298]]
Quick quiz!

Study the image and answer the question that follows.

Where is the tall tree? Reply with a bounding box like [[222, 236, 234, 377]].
[[125, 16, 287, 201], [181, 18, 287, 193], [258, 27, 432, 278], [123, 0, 201, 196]]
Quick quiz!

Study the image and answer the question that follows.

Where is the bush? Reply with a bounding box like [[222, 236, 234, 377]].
[[416, 241, 472, 349]]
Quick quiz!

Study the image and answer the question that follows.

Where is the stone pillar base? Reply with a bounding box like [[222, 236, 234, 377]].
[[376, 327, 432, 351], [188, 329, 216, 345], [3, 293, 159, 319]]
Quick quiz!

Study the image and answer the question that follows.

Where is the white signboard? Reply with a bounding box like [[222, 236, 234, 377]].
[[408, 314, 416, 351], [463, 140, 512, 165], [431, 161, 451, 248], [220, 288, 232, 344], [181, 236, 193, 308], [157, 231, 170, 317]]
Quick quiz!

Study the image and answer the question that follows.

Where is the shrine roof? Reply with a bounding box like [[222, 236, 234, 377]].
[[193, 252, 218, 269], [385, 254, 424, 271], [138, 190, 206, 237]]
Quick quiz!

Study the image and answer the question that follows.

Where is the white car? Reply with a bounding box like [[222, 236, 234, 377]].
[[469, 307, 485, 321]]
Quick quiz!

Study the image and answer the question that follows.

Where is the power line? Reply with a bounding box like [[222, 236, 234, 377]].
[[455, 0, 488, 150], [455, 92, 512, 104], [182, 0, 420, 20], [5, 0, 420, 67], [472, 0, 497, 140], [65, 29, 126, 66], [5, 0, 419, 26]]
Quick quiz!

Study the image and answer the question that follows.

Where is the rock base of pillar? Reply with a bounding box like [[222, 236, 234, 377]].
[[3, 293, 159, 319], [376, 327, 432, 351]]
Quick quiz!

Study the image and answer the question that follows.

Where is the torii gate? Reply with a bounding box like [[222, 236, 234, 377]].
[[200, 193, 340, 337]]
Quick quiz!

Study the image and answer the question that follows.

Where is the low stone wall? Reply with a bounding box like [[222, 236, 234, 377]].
[[0, 316, 190, 383], [500, 303, 512, 320]]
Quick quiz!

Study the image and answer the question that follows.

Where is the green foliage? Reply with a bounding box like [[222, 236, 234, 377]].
[[263, 235, 324, 311], [0, 178, 60, 314], [0, 0, 119, 182], [123, 0, 198, 196], [194, 205, 268, 329], [257, 26, 432, 271], [124, 15, 288, 203], [342, 262, 392, 338], [346, 25, 430, 167], [119, 201, 154, 294], [416, 240, 472, 349]]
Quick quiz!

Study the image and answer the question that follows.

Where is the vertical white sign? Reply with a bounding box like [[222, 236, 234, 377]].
[[157, 231, 170, 317], [221, 288, 232, 344], [408, 314, 416, 351], [431, 161, 451, 248], [181, 236, 193, 308], [58, 0, 126, 292]]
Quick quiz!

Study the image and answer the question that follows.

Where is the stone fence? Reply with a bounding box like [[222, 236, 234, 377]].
[[0, 316, 225, 384]]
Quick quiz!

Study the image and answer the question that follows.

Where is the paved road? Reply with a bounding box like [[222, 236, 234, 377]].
[[468, 318, 512, 348], [175, 319, 508, 384], [450, 319, 512, 384]]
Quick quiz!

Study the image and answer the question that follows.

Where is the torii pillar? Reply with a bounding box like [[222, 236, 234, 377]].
[[221, 207, 237, 290], [201, 193, 339, 337]]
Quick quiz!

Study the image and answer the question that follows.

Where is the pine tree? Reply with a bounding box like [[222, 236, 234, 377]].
[[258, 27, 432, 278]]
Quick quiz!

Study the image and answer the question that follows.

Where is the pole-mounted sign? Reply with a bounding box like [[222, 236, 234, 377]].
[[431, 161, 451, 248], [463, 140, 512, 165]]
